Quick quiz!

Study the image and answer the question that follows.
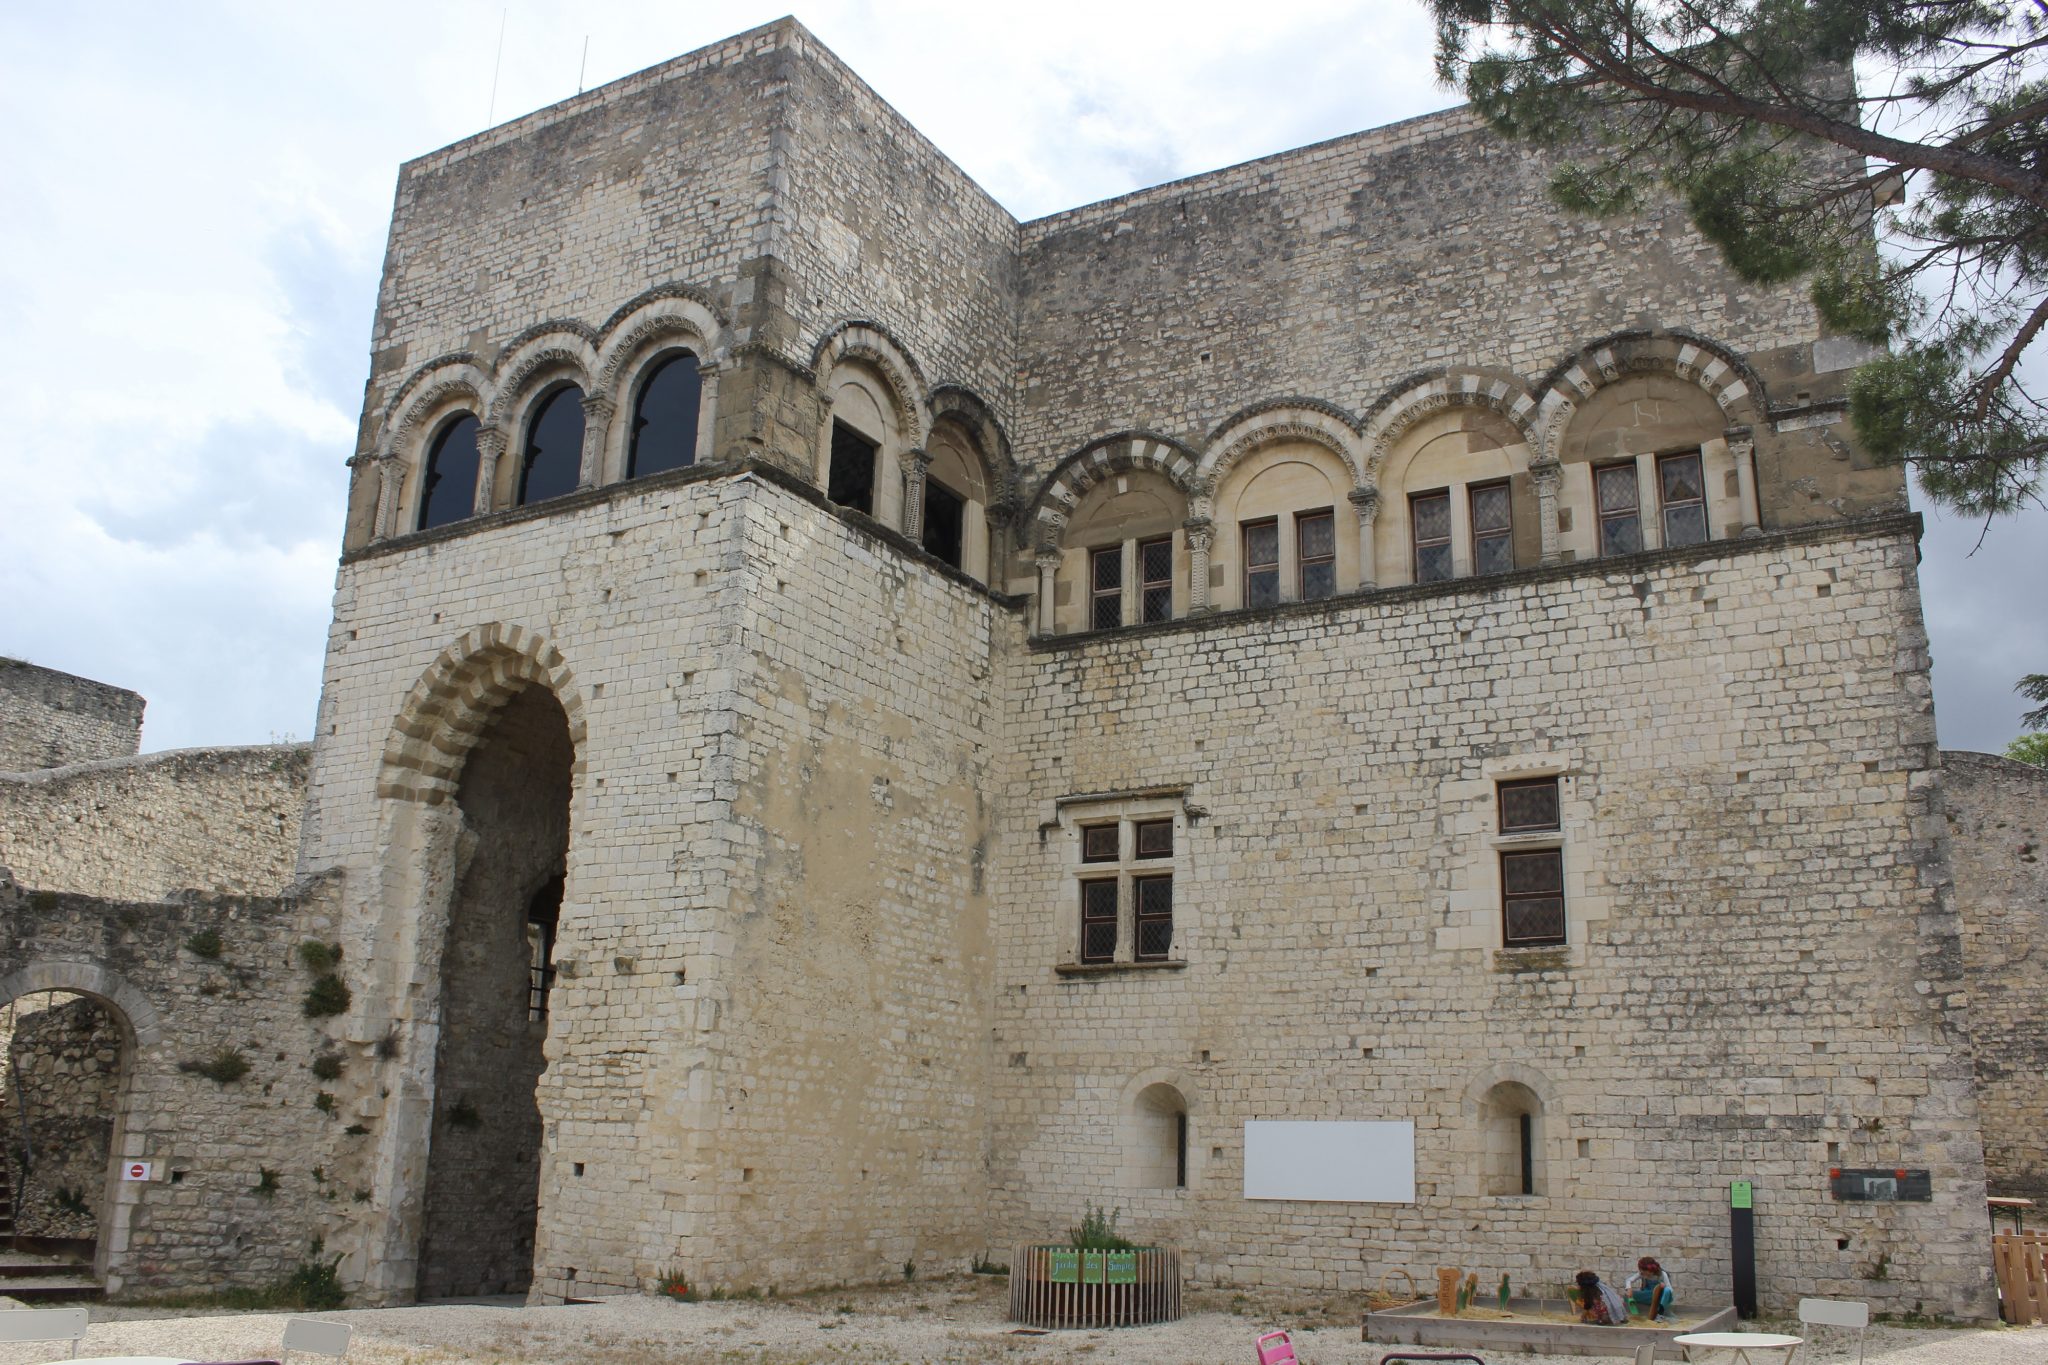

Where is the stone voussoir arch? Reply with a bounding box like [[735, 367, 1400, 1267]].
[[1026, 430, 1202, 551], [593, 288, 730, 404], [1198, 397, 1368, 494], [1360, 369, 1541, 484], [374, 354, 492, 462], [486, 327, 602, 428], [1460, 1060, 1558, 1116], [377, 624, 588, 805], [926, 383, 1016, 503], [810, 319, 930, 448], [0, 959, 161, 1049], [1532, 329, 1770, 462]]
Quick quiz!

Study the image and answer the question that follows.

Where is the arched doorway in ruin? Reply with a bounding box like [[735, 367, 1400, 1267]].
[[414, 682, 575, 1300]]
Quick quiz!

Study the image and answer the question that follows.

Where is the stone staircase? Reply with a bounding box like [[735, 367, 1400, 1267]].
[[0, 1169, 100, 1302]]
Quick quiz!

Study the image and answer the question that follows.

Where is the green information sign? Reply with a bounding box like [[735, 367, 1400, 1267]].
[[1082, 1250, 1106, 1284], [1730, 1180, 1754, 1210], [1106, 1251, 1137, 1285], [1049, 1249, 1079, 1284]]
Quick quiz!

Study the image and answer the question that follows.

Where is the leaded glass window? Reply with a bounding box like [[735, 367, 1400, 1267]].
[[1297, 508, 1335, 600], [1090, 545, 1123, 630], [1596, 462, 1642, 556], [1659, 451, 1708, 548], [1412, 490, 1452, 582], [1244, 518, 1280, 608], [1139, 536, 1173, 623], [1471, 481, 1513, 575]]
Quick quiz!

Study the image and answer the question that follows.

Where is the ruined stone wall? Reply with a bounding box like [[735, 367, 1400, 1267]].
[[990, 516, 1991, 1317], [1944, 749, 2048, 1202], [0, 873, 348, 1297], [0, 658, 144, 772], [1012, 114, 1900, 528], [0, 994, 121, 1240], [0, 744, 308, 901]]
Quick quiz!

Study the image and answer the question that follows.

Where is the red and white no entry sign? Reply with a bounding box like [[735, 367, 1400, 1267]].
[[122, 1161, 152, 1181]]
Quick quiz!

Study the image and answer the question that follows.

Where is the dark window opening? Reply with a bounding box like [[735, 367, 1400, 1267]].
[[1470, 481, 1513, 575], [419, 414, 481, 531], [1090, 545, 1123, 630], [1134, 819, 1173, 859], [628, 352, 701, 479], [1243, 518, 1280, 608], [1081, 824, 1120, 863], [1297, 508, 1336, 600], [922, 478, 967, 567], [1518, 1111, 1535, 1195], [828, 422, 878, 515], [1498, 777, 1561, 833], [526, 875, 563, 1024], [519, 386, 586, 506], [1139, 536, 1174, 622], [1659, 450, 1708, 548], [1081, 879, 1119, 963], [1596, 462, 1642, 556], [1134, 874, 1174, 960], [1411, 490, 1452, 582], [1502, 849, 1566, 947], [1176, 1112, 1189, 1188]]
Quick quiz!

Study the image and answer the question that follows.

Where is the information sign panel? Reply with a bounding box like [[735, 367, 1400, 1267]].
[[1048, 1249, 1079, 1283], [1082, 1250, 1105, 1284], [1106, 1251, 1137, 1285]]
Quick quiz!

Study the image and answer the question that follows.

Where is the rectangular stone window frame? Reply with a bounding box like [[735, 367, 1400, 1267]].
[[1296, 507, 1336, 601], [1468, 479, 1513, 576], [1410, 487, 1453, 583], [1242, 517, 1281, 609], [1054, 793, 1190, 973], [1434, 755, 1611, 958], [1138, 535, 1174, 623], [1656, 448, 1709, 549]]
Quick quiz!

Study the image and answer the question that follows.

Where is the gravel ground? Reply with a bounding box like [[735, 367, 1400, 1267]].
[[1, 1278, 2041, 1364]]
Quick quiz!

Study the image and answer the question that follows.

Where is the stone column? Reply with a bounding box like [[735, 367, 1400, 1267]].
[[579, 394, 616, 489], [1184, 519, 1214, 613], [474, 427, 507, 517], [1633, 452, 1662, 551], [1529, 460, 1563, 567], [1728, 427, 1761, 535], [902, 449, 932, 542], [1348, 488, 1380, 591], [372, 457, 402, 543], [1036, 551, 1061, 635]]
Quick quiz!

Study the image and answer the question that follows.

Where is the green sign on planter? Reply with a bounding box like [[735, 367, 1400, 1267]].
[[1106, 1251, 1137, 1285], [1082, 1250, 1106, 1284], [1049, 1249, 1079, 1283]]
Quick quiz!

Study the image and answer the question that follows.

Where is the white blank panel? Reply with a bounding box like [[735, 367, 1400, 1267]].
[[1242, 1120, 1416, 1203]]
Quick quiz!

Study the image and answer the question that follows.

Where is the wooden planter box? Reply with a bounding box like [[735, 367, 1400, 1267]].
[[1007, 1244, 1183, 1329]]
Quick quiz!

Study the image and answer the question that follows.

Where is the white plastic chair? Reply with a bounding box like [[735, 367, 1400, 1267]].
[[0, 1305, 90, 1358], [281, 1316, 352, 1360], [1798, 1296, 1869, 1365]]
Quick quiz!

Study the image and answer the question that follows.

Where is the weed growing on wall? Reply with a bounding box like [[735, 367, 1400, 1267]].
[[183, 929, 223, 960], [303, 975, 351, 1018], [178, 1048, 251, 1084], [310, 1052, 344, 1080], [297, 940, 341, 973]]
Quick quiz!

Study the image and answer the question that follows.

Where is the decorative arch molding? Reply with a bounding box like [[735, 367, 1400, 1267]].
[[810, 320, 929, 446], [486, 332, 601, 427], [1027, 431, 1201, 550], [376, 354, 490, 459], [1361, 369, 1540, 482], [594, 282, 729, 348], [593, 294, 727, 401], [927, 383, 1015, 501], [1198, 400, 1368, 493], [0, 959, 160, 1049], [377, 623, 588, 805], [1532, 329, 1769, 462]]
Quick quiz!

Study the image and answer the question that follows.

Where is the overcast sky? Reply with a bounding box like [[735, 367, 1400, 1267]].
[[1, 2, 2040, 756]]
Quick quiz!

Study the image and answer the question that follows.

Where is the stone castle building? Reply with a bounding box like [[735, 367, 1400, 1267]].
[[2, 17, 2045, 1319]]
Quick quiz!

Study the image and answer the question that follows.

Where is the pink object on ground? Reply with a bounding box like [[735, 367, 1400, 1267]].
[[1256, 1328, 1298, 1363]]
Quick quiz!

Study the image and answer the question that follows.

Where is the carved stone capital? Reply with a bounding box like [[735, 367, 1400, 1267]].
[[1528, 458, 1564, 497], [581, 394, 617, 421], [908, 447, 933, 472], [1183, 518, 1214, 554], [1035, 550, 1063, 572], [475, 426, 509, 459]]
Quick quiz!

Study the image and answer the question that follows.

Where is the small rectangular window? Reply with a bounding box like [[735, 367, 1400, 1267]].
[[1090, 545, 1123, 630], [1139, 536, 1174, 623], [1498, 777, 1561, 833], [1081, 824, 1120, 863], [1411, 490, 1452, 582], [1659, 451, 1708, 548], [922, 478, 966, 568], [1081, 879, 1120, 962], [1297, 508, 1336, 600], [1134, 819, 1173, 859], [1134, 874, 1174, 960], [1501, 849, 1566, 947], [1595, 462, 1642, 556], [1243, 519, 1280, 608], [828, 423, 878, 516], [1470, 481, 1513, 576]]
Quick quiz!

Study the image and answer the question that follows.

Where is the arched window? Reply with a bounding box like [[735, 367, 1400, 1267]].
[[1129, 1082, 1189, 1189], [920, 420, 994, 581], [519, 386, 585, 506], [1479, 1080, 1545, 1196], [628, 352, 701, 479], [1378, 410, 1534, 587], [1213, 443, 1354, 609], [1058, 471, 1187, 634], [418, 414, 481, 531]]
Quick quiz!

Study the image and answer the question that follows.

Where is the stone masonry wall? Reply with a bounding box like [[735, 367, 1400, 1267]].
[[1943, 749, 2048, 1201], [0, 658, 144, 772], [0, 744, 309, 901], [0, 872, 352, 1298], [990, 516, 1992, 1317], [0, 994, 121, 1240]]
